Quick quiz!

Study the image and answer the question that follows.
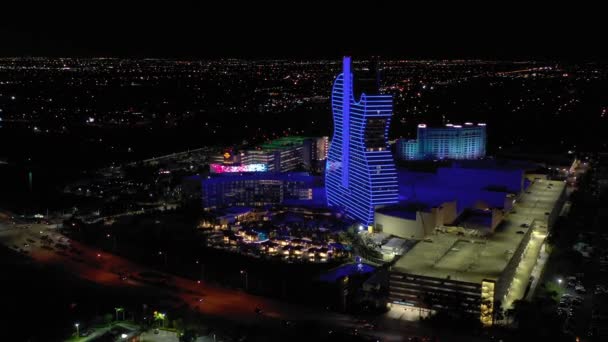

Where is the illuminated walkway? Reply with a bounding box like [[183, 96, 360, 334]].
[[503, 228, 547, 309]]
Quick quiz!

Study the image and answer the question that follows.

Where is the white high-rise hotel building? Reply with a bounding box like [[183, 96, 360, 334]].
[[396, 123, 487, 160]]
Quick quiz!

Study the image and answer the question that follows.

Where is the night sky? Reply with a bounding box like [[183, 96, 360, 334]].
[[1, 3, 605, 60]]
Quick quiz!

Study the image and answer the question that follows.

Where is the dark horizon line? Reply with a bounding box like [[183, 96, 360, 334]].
[[0, 54, 604, 63]]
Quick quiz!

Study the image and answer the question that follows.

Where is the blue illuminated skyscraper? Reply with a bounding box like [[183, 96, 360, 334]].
[[326, 57, 399, 225]]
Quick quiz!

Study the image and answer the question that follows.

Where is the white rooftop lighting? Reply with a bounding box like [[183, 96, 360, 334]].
[[478, 123, 486, 126], [418, 124, 427, 128], [465, 122, 473, 125]]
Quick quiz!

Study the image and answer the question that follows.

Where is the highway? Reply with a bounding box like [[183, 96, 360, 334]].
[[0, 221, 440, 341]]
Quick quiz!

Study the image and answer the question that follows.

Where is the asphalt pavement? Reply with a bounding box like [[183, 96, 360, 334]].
[[0, 221, 490, 341]]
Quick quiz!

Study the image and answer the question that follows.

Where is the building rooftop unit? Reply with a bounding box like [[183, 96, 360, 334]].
[[451, 208, 494, 230], [382, 237, 409, 251], [392, 213, 534, 284]]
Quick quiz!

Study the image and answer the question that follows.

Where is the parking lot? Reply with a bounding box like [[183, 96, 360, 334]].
[[139, 329, 220, 342]]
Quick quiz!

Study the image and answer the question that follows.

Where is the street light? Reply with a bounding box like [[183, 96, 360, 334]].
[[158, 251, 167, 268], [153, 311, 166, 327], [557, 278, 563, 285], [105, 233, 118, 250], [74, 323, 79, 337], [240, 270, 248, 291], [115, 307, 125, 321]]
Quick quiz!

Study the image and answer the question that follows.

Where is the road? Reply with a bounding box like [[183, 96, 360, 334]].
[[503, 228, 547, 309], [0, 222, 442, 341]]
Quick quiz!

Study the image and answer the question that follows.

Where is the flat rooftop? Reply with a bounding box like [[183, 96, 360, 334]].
[[513, 179, 565, 223], [392, 180, 565, 284], [393, 213, 534, 284], [452, 159, 538, 172], [259, 136, 309, 151]]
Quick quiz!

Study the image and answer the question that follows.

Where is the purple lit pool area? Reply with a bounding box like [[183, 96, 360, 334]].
[[319, 262, 376, 283]]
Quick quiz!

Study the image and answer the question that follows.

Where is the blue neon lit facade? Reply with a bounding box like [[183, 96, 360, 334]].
[[397, 123, 487, 160], [326, 57, 399, 225]]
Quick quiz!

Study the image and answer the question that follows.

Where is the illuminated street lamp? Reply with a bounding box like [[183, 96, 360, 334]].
[[106, 233, 117, 250], [115, 307, 125, 321], [74, 323, 79, 337], [240, 270, 248, 291], [153, 311, 166, 327], [158, 251, 167, 268], [557, 278, 563, 285]]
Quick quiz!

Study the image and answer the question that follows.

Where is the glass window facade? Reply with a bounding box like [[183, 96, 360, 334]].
[[396, 123, 487, 160], [326, 57, 398, 225], [201, 173, 315, 208]]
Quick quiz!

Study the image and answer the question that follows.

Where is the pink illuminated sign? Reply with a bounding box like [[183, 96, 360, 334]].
[[210, 163, 268, 173]]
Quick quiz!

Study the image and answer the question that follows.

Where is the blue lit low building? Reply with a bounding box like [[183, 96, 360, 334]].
[[396, 123, 487, 160], [375, 161, 527, 239], [185, 172, 322, 209], [375, 201, 458, 239]]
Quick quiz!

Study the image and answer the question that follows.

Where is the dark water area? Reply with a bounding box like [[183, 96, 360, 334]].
[[0, 106, 329, 213], [0, 163, 92, 213], [0, 124, 217, 213]]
